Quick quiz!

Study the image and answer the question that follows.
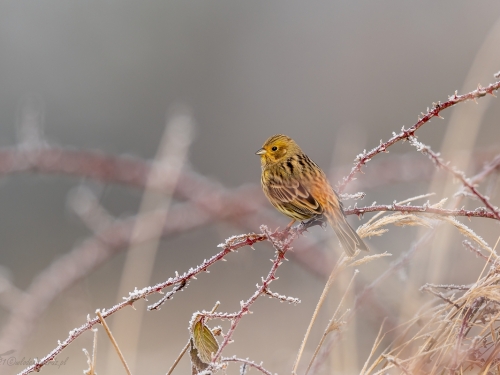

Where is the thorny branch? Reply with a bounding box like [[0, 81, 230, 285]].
[[221, 356, 273, 375], [0, 199, 245, 358], [346, 204, 499, 220], [0, 158, 337, 366], [16, 223, 311, 375], [208, 225, 300, 364], [409, 137, 500, 220], [332, 150, 499, 191], [308, 148, 500, 372], [337, 79, 500, 193], [15, 230, 266, 375]]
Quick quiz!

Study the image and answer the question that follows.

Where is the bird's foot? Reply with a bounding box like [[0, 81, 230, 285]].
[[300, 216, 326, 231]]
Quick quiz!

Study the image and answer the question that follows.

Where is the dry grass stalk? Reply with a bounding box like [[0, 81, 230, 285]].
[[361, 237, 500, 374], [97, 310, 132, 375], [82, 328, 98, 375], [305, 269, 359, 375], [292, 243, 391, 374], [305, 191, 498, 374]]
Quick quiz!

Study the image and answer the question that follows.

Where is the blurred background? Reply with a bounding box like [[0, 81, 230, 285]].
[[0, 1, 500, 374]]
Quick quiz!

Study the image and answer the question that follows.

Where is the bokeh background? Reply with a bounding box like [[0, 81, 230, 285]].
[[0, 1, 500, 374]]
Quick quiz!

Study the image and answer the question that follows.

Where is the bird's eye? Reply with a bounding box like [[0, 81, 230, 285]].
[[271, 146, 278, 151]]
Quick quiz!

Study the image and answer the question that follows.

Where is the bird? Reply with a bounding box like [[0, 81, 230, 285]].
[[255, 134, 368, 256]]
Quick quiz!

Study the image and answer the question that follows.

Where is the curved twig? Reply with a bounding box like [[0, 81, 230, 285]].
[[338, 79, 500, 193]]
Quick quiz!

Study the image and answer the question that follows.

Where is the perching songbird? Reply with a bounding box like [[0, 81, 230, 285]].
[[256, 134, 368, 256]]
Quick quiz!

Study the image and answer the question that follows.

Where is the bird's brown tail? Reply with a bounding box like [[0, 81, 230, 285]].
[[327, 209, 369, 257]]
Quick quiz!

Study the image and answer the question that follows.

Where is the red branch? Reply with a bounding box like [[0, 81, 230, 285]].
[[408, 137, 500, 220], [0, 199, 252, 361], [16, 231, 269, 375], [337, 80, 500, 193], [345, 204, 498, 220], [16, 223, 313, 375], [210, 225, 300, 362]]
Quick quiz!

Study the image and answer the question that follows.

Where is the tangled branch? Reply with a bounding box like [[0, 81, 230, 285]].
[[16, 223, 314, 375]]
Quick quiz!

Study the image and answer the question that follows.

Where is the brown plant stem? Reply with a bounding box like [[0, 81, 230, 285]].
[[97, 310, 132, 375]]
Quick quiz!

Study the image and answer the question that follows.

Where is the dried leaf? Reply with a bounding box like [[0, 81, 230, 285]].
[[190, 317, 219, 365]]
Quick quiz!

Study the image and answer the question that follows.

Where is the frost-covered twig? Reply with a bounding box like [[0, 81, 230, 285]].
[[16, 224, 309, 375], [0, 202, 224, 361], [338, 79, 500, 193], [15, 231, 266, 375], [419, 286, 461, 309], [338, 192, 366, 201], [333, 150, 499, 191], [3, 183, 334, 372], [147, 231, 270, 311], [420, 283, 471, 292], [210, 225, 300, 363], [409, 137, 500, 220], [462, 240, 493, 263], [221, 356, 274, 375], [345, 203, 499, 220], [263, 287, 301, 305]]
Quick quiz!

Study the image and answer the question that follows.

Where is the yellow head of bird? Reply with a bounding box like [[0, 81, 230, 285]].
[[255, 134, 302, 167]]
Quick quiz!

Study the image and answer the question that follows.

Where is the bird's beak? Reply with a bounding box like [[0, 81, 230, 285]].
[[255, 148, 267, 155], [255, 148, 266, 155]]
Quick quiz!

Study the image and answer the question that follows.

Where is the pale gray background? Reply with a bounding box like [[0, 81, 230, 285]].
[[0, 1, 499, 374]]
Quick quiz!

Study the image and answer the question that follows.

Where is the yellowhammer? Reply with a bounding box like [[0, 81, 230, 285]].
[[256, 134, 368, 256]]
